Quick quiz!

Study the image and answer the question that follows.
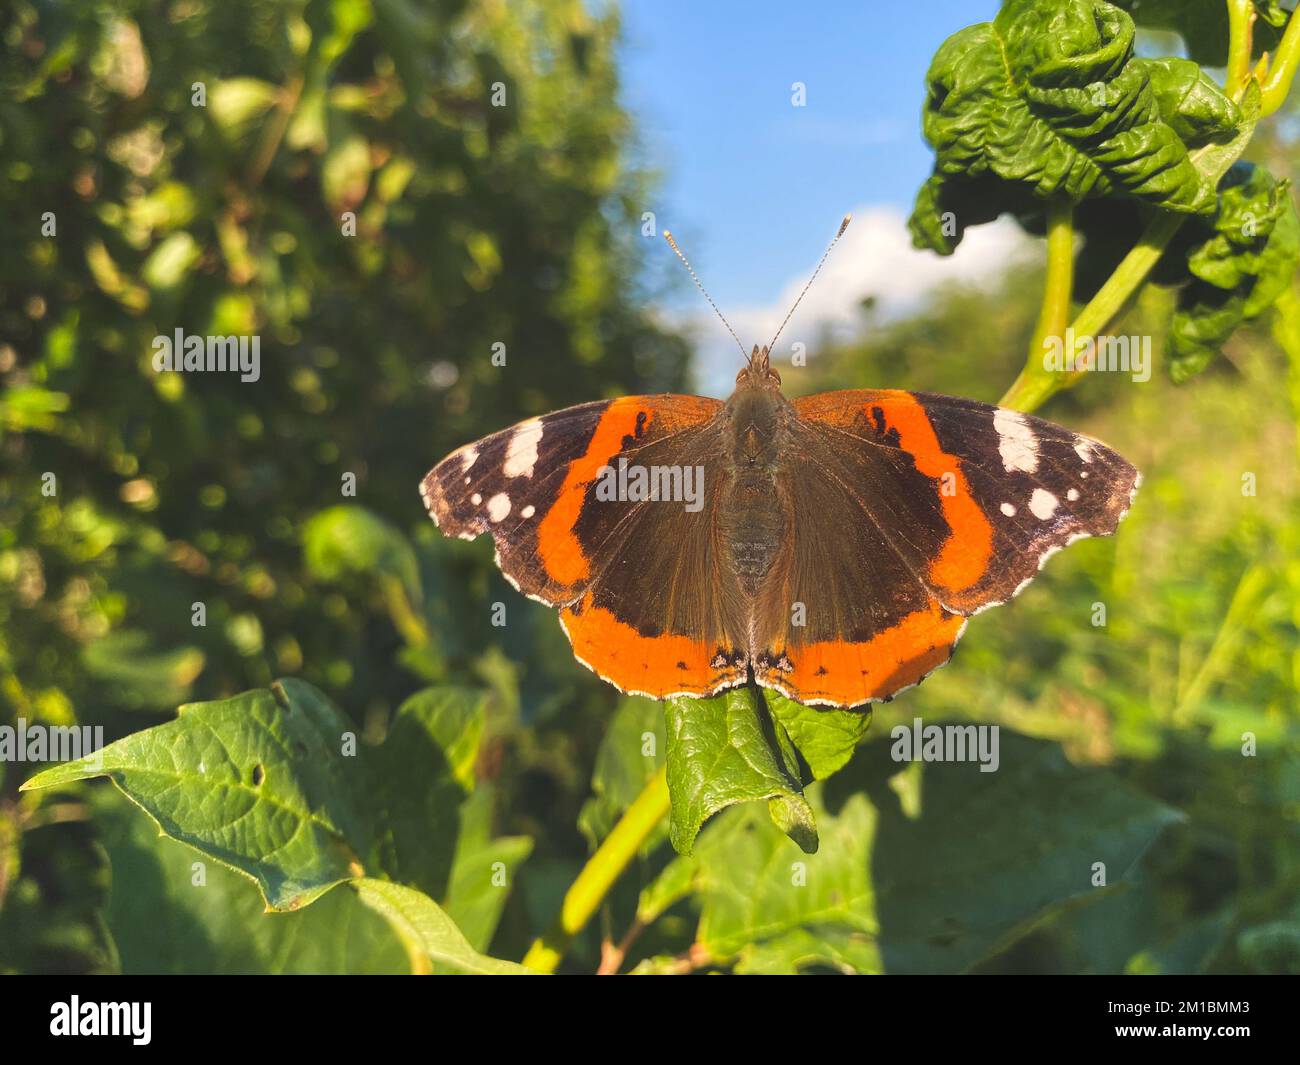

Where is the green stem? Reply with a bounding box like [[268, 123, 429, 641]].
[[1173, 564, 1270, 724], [380, 575, 431, 647], [1071, 210, 1184, 346], [1261, 7, 1300, 116], [1270, 283, 1300, 462], [1001, 210, 1185, 413], [1002, 197, 1075, 413], [1226, 0, 1257, 99], [248, 74, 304, 188], [1030, 197, 1077, 363], [522, 765, 670, 973]]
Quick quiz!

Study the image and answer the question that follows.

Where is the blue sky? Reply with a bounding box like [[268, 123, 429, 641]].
[[619, 0, 1001, 315]]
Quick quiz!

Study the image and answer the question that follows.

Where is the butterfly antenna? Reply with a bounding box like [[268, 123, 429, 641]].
[[664, 230, 748, 360], [767, 213, 852, 352]]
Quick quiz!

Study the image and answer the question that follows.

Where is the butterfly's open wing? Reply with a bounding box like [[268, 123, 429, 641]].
[[421, 395, 749, 698], [753, 390, 1139, 707]]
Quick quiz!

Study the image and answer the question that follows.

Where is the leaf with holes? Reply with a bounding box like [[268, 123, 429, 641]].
[[94, 788, 407, 974], [22, 678, 370, 911]]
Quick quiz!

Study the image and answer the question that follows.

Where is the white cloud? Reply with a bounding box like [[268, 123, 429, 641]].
[[683, 206, 1033, 395]]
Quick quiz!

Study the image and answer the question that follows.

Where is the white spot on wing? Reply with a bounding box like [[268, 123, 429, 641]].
[[1074, 439, 1094, 463], [1000, 502, 1016, 516], [486, 493, 511, 522], [502, 418, 544, 478], [460, 445, 479, 472], [1029, 488, 1059, 520], [520, 504, 536, 519], [1067, 488, 1080, 502], [471, 492, 482, 506], [993, 409, 1039, 473]]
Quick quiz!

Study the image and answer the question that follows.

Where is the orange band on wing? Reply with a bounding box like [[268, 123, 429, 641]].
[[535, 398, 654, 588], [559, 591, 743, 699], [757, 601, 965, 707], [794, 391, 993, 595], [870, 394, 993, 595]]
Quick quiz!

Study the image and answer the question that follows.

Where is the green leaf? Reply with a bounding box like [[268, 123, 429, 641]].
[[683, 734, 1181, 973], [910, 0, 1240, 253], [765, 691, 871, 780], [1140, 57, 1244, 147], [577, 696, 666, 849], [208, 77, 278, 141], [94, 788, 407, 974], [437, 788, 532, 955], [302, 504, 422, 603], [692, 795, 874, 962], [861, 735, 1182, 973], [1169, 162, 1300, 382], [1112, 1, 1290, 67], [664, 689, 817, 856], [367, 686, 488, 897], [352, 878, 532, 974], [908, 173, 1026, 256], [141, 231, 200, 292], [22, 679, 370, 911], [635, 852, 697, 927], [79, 630, 205, 712], [732, 926, 883, 975]]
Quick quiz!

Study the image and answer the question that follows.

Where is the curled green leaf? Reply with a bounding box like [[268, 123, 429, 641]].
[[1169, 163, 1300, 382], [1112, 1, 1290, 67], [911, 0, 1240, 254]]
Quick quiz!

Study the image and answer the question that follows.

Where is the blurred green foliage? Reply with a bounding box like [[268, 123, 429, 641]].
[[0, 0, 687, 972], [2, 0, 1300, 975]]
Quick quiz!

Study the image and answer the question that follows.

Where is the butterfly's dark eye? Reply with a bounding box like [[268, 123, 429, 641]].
[[769, 368, 782, 385]]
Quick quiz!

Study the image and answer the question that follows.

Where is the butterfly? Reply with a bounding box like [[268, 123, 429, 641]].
[[420, 220, 1139, 708]]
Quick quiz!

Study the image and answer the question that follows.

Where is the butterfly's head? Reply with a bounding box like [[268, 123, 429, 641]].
[[736, 344, 781, 389]]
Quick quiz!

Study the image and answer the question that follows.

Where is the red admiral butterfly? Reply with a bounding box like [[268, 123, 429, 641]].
[[421, 218, 1139, 706]]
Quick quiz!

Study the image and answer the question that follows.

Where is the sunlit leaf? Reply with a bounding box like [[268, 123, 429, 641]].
[[22, 679, 370, 911], [664, 689, 816, 856]]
